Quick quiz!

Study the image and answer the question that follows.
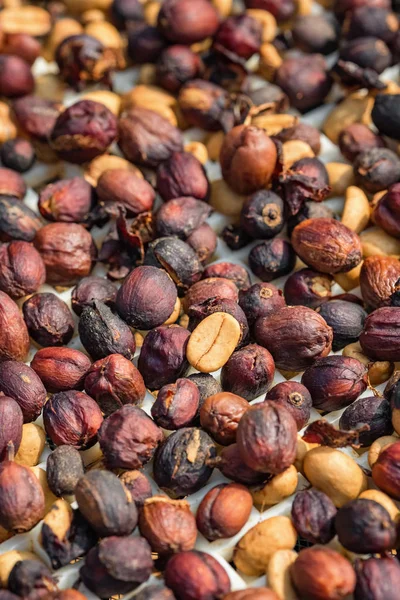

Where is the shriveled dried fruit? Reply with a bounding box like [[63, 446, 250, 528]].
[[38, 177, 95, 224], [46, 445, 84, 497], [220, 125, 278, 195], [200, 392, 249, 446], [151, 378, 200, 430], [0, 197, 42, 243], [301, 355, 368, 412], [0, 241, 45, 300], [292, 218, 362, 274], [138, 325, 190, 390], [284, 269, 333, 309], [317, 300, 367, 351], [0, 457, 45, 533], [34, 223, 97, 286], [354, 556, 400, 600], [117, 265, 177, 330], [71, 276, 117, 316], [372, 184, 400, 238], [80, 535, 153, 598], [0, 292, 30, 364], [43, 390, 103, 450], [79, 301, 136, 361], [360, 307, 400, 361], [0, 360, 46, 423], [158, 0, 219, 44], [291, 489, 337, 544], [84, 353, 145, 416], [254, 305, 333, 371], [248, 239, 296, 282], [50, 100, 117, 164], [139, 496, 197, 554], [56, 34, 119, 91], [153, 428, 216, 497], [290, 547, 356, 600], [97, 169, 156, 217], [7, 559, 57, 598], [119, 471, 152, 508], [220, 344, 274, 401], [237, 402, 297, 474], [0, 397, 23, 461], [339, 395, 392, 447], [23, 293, 74, 347], [335, 498, 397, 554], [372, 441, 400, 499], [40, 500, 97, 570], [157, 151, 210, 202], [164, 551, 230, 600], [31, 347, 92, 393], [118, 107, 183, 168], [265, 382, 312, 431], [75, 470, 137, 537], [99, 405, 163, 470]]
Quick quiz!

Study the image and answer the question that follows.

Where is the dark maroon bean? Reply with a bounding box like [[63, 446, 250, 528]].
[[291, 489, 337, 544], [339, 396, 392, 447], [265, 381, 312, 431], [116, 265, 178, 329], [23, 293, 75, 347], [138, 325, 190, 390], [238, 283, 286, 326], [221, 344, 275, 401]]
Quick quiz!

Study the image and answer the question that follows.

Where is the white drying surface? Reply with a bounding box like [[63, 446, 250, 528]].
[[1, 18, 399, 599]]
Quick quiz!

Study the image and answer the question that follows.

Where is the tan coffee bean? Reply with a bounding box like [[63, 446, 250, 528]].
[[326, 162, 355, 197], [267, 549, 298, 600], [186, 312, 241, 373], [15, 424, 46, 467], [258, 43, 282, 81], [184, 142, 208, 165], [282, 140, 314, 169], [82, 91, 121, 116], [0, 7, 51, 36], [323, 92, 373, 143], [341, 186, 370, 233], [251, 114, 298, 136], [360, 226, 400, 258], [0, 102, 17, 145], [210, 179, 246, 217]]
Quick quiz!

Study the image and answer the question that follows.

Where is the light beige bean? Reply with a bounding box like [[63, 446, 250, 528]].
[[342, 186, 370, 233], [0, 6, 51, 36], [15, 423, 46, 467], [326, 162, 355, 197], [360, 226, 400, 257], [267, 549, 299, 600], [186, 312, 241, 373], [234, 516, 297, 576], [210, 179, 246, 217], [251, 465, 298, 508], [184, 141, 208, 165], [304, 446, 368, 507]]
